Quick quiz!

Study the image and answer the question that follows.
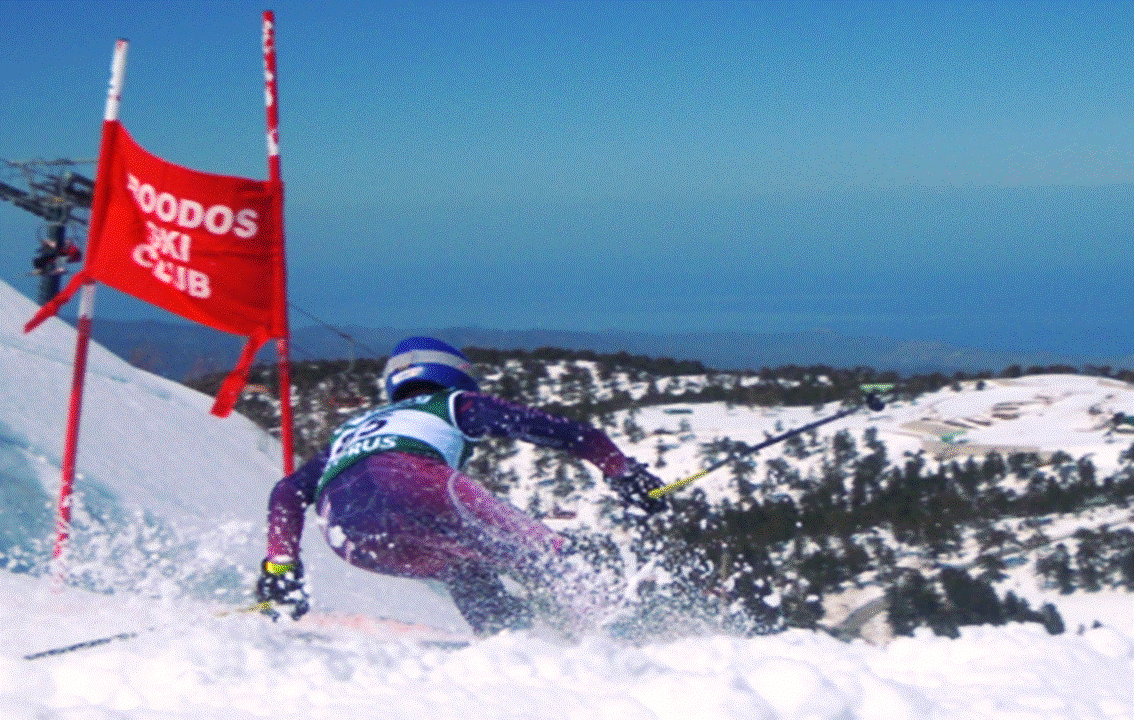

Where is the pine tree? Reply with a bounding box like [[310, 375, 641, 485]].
[[1073, 529, 1105, 592], [886, 571, 953, 638], [1037, 544, 1076, 594], [938, 567, 1004, 628]]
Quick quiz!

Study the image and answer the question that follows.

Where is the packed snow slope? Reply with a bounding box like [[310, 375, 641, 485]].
[[0, 279, 1131, 720], [0, 280, 460, 627]]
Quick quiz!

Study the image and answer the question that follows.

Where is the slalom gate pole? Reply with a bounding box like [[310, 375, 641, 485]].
[[50, 40, 129, 570], [22, 602, 273, 661], [648, 386, 893, 499], [52, 284, 96, 564], [262, 10, 295, 474]]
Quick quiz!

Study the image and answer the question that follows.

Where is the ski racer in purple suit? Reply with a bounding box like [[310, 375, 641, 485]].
[[255, 337, 667, 635]]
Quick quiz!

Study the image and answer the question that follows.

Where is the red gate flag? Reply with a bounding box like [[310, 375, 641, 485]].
[[25, 121, 285, 417]]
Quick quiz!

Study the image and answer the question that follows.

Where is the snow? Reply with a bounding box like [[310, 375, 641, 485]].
[[0, 278, 1132, 719], [594, 374, 1134, 511]]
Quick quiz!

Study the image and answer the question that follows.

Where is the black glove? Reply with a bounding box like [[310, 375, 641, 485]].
[[608, 461, 668, 516], [255, 558, 310, 620]]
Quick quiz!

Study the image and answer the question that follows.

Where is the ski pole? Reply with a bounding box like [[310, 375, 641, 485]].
[[648, 386, 892, 499], [22, 601, 272, 660], [23, 629, 144, 660]]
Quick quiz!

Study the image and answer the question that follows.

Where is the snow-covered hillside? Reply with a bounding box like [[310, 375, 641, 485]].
[[529, 371, 1134, 504], [0, 279, 1131, 719], [0, 281, 461, 626]]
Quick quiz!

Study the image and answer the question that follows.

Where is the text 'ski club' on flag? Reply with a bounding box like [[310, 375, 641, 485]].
[[26, 121, 285, 417]]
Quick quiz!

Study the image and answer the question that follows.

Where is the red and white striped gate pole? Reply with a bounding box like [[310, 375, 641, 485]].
[[263, 11, 295, 474], [53, 39, 129, 565]]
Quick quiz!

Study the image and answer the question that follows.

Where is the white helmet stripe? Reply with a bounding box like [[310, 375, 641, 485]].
[[383, 348, 473, 379]]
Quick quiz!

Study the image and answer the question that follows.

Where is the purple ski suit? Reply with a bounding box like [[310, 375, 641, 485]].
[[264, 389, 630, 631]]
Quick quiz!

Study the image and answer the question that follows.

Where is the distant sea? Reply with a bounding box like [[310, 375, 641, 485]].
[[67, 315, 1134, 384]]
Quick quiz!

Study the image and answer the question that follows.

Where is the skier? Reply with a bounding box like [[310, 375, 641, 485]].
[[254, 337, 667, 635]]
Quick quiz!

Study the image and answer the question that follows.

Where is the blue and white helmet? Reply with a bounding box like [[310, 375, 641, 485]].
[[382, 337, 479, 400]]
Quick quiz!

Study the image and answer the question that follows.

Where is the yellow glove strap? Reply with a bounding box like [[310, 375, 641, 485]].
[[264, 560, 295, 575]]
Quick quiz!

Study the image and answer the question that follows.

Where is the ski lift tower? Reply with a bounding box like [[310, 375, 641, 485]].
[[0, 158, 95, 304]]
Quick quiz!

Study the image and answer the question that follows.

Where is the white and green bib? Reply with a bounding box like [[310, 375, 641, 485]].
[[316, 390, 478, 496]]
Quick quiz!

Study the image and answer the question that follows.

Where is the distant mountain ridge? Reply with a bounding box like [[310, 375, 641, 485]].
[[73, 316, 1096, 382]]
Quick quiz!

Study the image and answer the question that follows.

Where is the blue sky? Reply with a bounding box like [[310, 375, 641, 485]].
[[0, 0, 1131, 360]]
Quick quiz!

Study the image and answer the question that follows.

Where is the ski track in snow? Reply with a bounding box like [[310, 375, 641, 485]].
[[4, 571, 1133, 720], [0, 279, 1133, 719]]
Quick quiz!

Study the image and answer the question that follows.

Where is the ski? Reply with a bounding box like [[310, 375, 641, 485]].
[[22, 603, 473, 660], [23, 630, 143, 660]]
